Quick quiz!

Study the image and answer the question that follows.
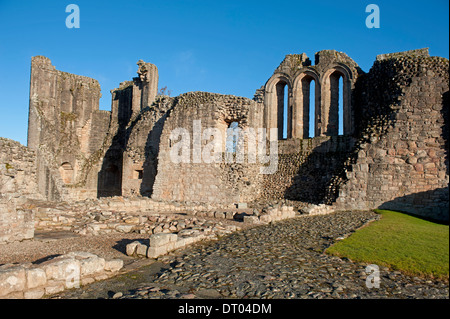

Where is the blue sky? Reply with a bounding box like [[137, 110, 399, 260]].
[[0, 0, 448, 145]]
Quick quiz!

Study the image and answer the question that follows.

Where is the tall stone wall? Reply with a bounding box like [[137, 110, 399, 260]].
[[96, 60, 159, 198], [121, 96, 174, 197], [151, 92, 264, 204], [333, 50, 449, 221], [28, 56, 111, 201]]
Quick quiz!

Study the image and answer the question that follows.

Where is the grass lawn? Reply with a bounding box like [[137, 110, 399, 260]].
[[326, 210, 449, 280]]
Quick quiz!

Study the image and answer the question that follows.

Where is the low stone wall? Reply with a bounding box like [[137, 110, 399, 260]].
[[34, 202, 240, 236], [0, 252, 123, 299], [126, 232, 210, 259], [247, 205, 297, 224], [126, 205, 303, 260]]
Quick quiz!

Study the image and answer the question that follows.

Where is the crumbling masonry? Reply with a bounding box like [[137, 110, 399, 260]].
[[0, 48, 448, 243]]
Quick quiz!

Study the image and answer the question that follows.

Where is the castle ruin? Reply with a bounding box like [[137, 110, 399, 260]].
[[1, 48, 448, 244]]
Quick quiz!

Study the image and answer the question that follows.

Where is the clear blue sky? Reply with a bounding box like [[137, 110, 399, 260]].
[[0, 0, 448, 145]]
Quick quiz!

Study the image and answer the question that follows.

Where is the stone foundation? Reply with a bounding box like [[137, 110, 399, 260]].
[[0, 252, 123, 299]]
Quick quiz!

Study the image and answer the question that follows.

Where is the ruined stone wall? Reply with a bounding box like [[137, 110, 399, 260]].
[[0, 138, 40, 243], [151, 92, 264, 204], [121, 96, 174, 197], [21, 50, 449, 222], [28, 56, 111, 201], [96, 61, 159, 198], [259, 136, 355, 203], [333, 50, 449, 221]]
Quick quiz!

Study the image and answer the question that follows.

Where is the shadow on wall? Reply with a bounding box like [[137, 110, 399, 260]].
[[97, 87, 132, 198], [378, 187, 449, 224], [97, 97, 174, 199], [283, 136, 355, 204], [97, 150, 123, 197], [139, 112, 168, 197], [442, 91, 449, 177]]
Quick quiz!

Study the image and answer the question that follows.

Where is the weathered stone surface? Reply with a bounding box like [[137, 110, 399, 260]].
[[104, 259, 124, 273], [126, 241, 140, 256], [133, 243, 147, 257], [0, 48, 448, 248], [149, 233, 177, 247], [0, 266, 26, 297], [79, 256, 106, 276], [0, 252, 124, 299], [41, 258, 80, 282], [26, 268, 47, 289]]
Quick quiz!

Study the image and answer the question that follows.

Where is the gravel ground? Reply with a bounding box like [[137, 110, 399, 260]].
[[0, 231, 145, 266], [51, 211, 449, 299]]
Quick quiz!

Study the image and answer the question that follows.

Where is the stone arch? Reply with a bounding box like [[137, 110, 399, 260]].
[[264, 73, 293, 140], [292, 69, 321, 138], [320, 64, 354, 136], [59, 162, 74, 184]]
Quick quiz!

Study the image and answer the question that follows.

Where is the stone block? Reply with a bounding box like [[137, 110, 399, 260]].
[[94, 273, 109, 281], [104, 259, 124, 273], [214, 211, 225, 219], [115, 224, 133, 233], [79, 256, 106, 276], [44, 284, 65, 295], [237, 203, 248, 209], [26, 268, 47, 289], [24, 288, 45, 299], [225, 211, 235, 220], [243, 216, 260, 224], [166, 241, 176, 251], [81, 277, 95, 285], [183, 237, 195, 245], [174, 238, 187, 249], [147, 246, 168, 259], [0, 266, 26, 297], [126, 241, 140, 256], [136, 243, 148, 257], [149, 233, 177, 247], [41, 258, 80, 282], [259, 215, 272, 223]]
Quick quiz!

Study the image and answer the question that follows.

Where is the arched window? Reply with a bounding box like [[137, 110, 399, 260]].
[[276, 81, 290, 140], [292, 71, 320, 139], [264, 75, 292, 140], [59, 162, 74, 184], [321, 67, 352, 136], [309, 79, 316, 138]]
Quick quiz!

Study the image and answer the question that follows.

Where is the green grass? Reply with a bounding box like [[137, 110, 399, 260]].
[[326, 210, 449, 280]]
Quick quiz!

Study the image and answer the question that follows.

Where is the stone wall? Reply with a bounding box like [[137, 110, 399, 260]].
[[151, 92, 264, 204], [259, 136, 355, 203], [27, 56, 111, 201], [0, 138, 40, 243], [19, 49, 449, 222], [333, 50, 449, 221], [0, 252, 123, 299]]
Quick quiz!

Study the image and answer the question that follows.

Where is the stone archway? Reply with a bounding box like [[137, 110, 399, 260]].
[[264, 74, 293, 140], [320, 65, 354, 136], [292, 70, 321, 138]]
